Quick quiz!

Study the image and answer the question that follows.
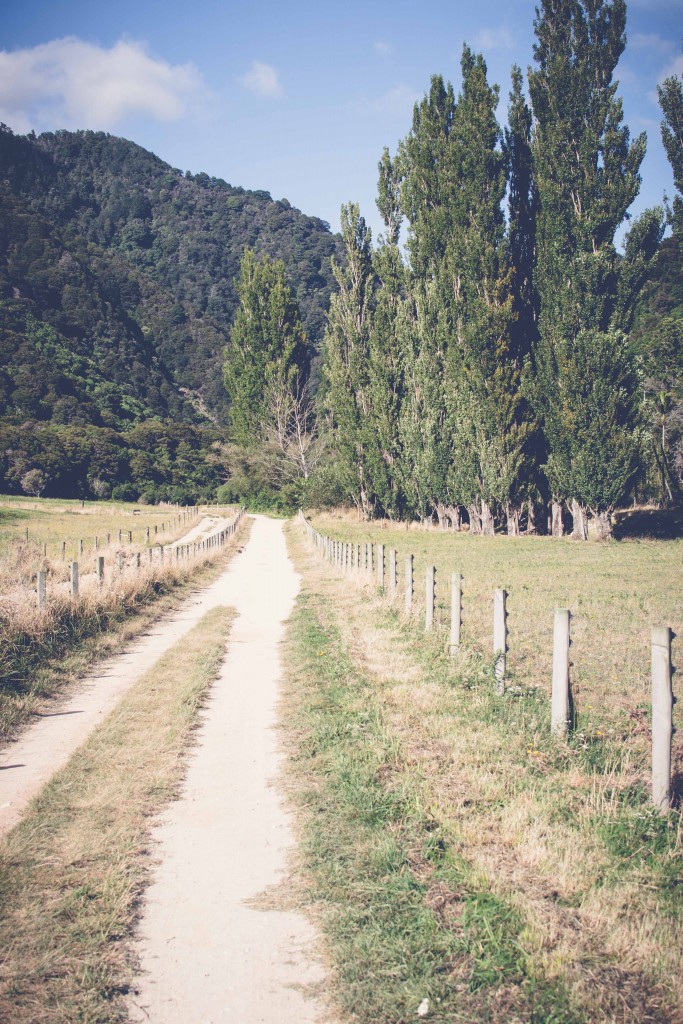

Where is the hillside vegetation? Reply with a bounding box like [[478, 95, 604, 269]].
[[0, 126, 340, 501]]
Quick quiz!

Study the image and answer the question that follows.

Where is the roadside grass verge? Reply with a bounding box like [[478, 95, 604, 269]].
[[0, 517, 250, 742], [309, 512, 683, 781], [0, 604, 234, 1024], [283, 524, 683, 1023]]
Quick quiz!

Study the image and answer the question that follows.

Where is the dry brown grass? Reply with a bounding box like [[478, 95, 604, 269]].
[[0, 514, 250, 742], [0, 604, 234, 1024], [285, 520, 683, 1023]]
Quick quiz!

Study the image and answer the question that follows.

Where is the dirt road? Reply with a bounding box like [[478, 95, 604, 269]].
[[0, 517, 239, 834], [127, 514, 325, 1023]]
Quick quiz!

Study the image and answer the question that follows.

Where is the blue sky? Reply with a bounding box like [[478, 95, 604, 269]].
[[1, 0, 681, 242]]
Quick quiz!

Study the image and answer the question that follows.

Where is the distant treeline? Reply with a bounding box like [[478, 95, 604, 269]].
[[0, 421, 224, 504]]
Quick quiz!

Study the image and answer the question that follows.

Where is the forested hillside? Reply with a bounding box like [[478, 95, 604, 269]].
[[0, 125, 340, 501], [0, 125, 340, 425]]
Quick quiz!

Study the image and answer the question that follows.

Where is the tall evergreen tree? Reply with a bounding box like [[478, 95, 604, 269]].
[[367, 150, 410, 518], [528, 0, 662, 538], [223, 249, 308, 448], [658, 55, 683, 235], [320, 204, 377, 517]]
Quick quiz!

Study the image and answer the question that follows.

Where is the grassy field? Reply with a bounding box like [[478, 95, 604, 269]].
[[0, 495, 222, 566], [310, 511, 682, 779], [0, 605, 234, 1024], [283, 521, 683, 1023]]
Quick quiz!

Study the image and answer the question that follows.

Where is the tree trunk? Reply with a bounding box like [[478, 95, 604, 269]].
[[593, 510, 613, 541], [436, 503, 448, 530], [505, 503, 521, 536], [526, 500, 537, 535], [570, 498, 588, 541], [446, 505, 462, 531], [551, 501, 564, 538], [480, 498, 495, 536], [467, 504, 482, 536]]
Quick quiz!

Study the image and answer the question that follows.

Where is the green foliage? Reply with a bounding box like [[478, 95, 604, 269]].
[[0, 421, 224, 503], [0, 125, 340, 425], [527, 0, 663, 514], [658, 58, 683, 234], [320, 204, 377, 515], [223, 248, 308, 446]]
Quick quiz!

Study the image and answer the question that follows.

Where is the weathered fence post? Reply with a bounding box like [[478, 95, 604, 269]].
[[107, 533, 111, 545], [377, 544, 385, 588], [61, 541, 66, 561], [551, 609, 571, 736], [70, 560, 79, 598], [450, 573, 462, 655], [652, 625, 674, 813], [404, 554, 413, 615], [389, 549, 397, 599], [425, 566, 435, 631], [493, 589, 508, 694], [37, 570, 46, 610], [118, 530, 122, 542], [79, 538, 84, 556], [136, 552, 141, 568], [128, 530, 133, 544], [117, 553, 125, 572], [96, 555, 105, 584], [146, 527, 150, 542], [94, 537, 98, 551]]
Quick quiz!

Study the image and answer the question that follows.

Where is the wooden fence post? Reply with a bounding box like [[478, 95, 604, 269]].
[[79, 538, 84, 556], [97, 555, 105, 584], [405, 554, 413, 615], [425, 566, 435, 631], [37, 570, 46, 610], [70, 560, 79, 597], [389, 549, 397, 599], [377, 544, 385, 588], [551, 609, 571, 736], [61, 541, 66, 561], [493, 589, 508, 694], [450, 574, 462, 655], [652, 626, 674, 813]]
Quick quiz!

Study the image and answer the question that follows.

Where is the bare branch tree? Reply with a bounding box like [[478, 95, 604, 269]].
[[262, 372, 325, 482]]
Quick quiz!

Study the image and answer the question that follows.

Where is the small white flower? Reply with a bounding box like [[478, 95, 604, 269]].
[[417, 997, 430, 1017]]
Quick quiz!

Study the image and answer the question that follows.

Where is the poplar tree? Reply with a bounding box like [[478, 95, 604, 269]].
[[399, 48, 532, 533], [658, 59, 683, 234], [320, 204, 377, 517], [366, 150, 409, 518], [528, 0, 662, 538], [224, 249, 308, 448]]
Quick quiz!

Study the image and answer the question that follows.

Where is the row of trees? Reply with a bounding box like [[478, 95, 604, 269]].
[[220, 0, 681, 534], [320, 0, 681, 538]]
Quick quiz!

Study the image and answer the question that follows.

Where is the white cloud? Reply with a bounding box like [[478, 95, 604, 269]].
[[372, 85, 421, 117], [239, 61, 283, 99], [630, 32, 675, 55], [659, 52, 683, 83], [0, 37, 205, 134], [473, 28, 515, 52], [374, 41, 391, 58]]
